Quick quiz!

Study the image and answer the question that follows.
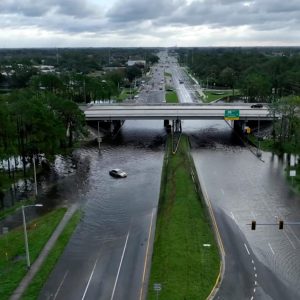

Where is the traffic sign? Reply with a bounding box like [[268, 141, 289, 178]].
[[290, 170, 296, 177], [153, 283, 162, 291], [224, 109, 240, 120]]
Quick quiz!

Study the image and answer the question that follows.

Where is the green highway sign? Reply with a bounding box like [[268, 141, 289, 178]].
[[224, 109, 240, 120]]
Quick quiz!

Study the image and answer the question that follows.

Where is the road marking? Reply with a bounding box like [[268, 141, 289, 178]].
[[283, 231, 296, 250], [255, 273, 257, 278], [111, 232, 130, 300], [251, 211, 256, 219], [244, 243, 250, 255], [250, 296, 254, 300], [254, 281, 258, 286], [230, 211, 236, 223], [139, 210, 155, 300], [253, 266, 256, 271], [81, 257, 100, 300], [53, 270, 69, 300], [268, 243, 275, 255], [252, 259, 254, 264], [254, 288, 256, 293], [221, 189, 225, 195]]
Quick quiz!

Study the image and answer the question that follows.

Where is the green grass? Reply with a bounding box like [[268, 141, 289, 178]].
[[202, 90, 240, 103], [22, 210, 81, 299], [117, 88, 138, 101], [165, 91, 178, 103], [148, 136, 220, 300], [247, 134, 275, 152], [164, 72, 172, 77], [0, 208, 67, 300]]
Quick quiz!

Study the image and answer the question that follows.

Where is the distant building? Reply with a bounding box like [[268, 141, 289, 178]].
[[34, 65, 56, 74], [127, 60, 146, 67]]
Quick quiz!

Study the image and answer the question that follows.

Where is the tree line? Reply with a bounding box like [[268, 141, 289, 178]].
[[178, 47, 300, 101], [0, 89, 86, 179]]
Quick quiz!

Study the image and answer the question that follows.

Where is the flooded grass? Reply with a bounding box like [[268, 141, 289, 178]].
[[0, 208, 67, 300], [148, 135, 220, 300]]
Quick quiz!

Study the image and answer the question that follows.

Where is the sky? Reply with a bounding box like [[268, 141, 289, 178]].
[[0, 0, 299, 48]]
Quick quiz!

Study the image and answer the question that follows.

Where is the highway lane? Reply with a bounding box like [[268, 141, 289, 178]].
[[39, 124, 164, 300], [187, 120, 300, 299], [39, 53, 168, 300]]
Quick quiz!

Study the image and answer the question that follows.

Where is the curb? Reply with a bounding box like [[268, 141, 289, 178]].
[[186, 140, 225, 300], [10, 204, 78, 300]]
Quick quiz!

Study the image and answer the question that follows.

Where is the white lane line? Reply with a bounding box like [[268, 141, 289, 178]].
[[283, 231, 296, 250], [255, 281, 258, 286], [53, 271, 69, 300], [254, 288, 256, 293], [230, 211, 236, 222], [268, 243, 275, 255], [253, 266, 256, 271], [255, 273, 258, 278], [110, 232, 130, 300], [244, 243, 250, 255], [81, 257, 100, 300], [250, 296, 254, 300], [252, 259, 254, 264], [139, 209, 155, 300]]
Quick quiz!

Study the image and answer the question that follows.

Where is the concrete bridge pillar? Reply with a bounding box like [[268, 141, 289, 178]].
[[233, 120, 245, 133]]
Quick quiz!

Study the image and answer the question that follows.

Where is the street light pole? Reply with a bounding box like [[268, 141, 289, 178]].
[[32, 155, 38, 197], [21, 204, 43, 269]]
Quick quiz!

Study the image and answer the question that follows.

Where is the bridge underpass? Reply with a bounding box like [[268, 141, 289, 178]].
[[83, 104, 277, 150]]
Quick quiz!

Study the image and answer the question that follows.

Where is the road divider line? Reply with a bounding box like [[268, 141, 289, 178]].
[[111, 232, 130, 300], [283, 231, 296, 250], [53, 270, 69, 300], [244, 243, 250, 255], [230, 211, 237, 223], [139, 209, 155, 300], [81, 257, 100, 300], [268, 243, 275, 255]]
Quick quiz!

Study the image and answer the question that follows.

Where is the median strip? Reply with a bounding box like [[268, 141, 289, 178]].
[[147, 135, 220, 299]]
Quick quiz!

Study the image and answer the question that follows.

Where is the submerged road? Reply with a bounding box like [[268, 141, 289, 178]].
[[187, 120, 300, 299]]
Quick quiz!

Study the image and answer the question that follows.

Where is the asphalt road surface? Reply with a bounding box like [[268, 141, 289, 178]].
[[187, 119, 300, 300]]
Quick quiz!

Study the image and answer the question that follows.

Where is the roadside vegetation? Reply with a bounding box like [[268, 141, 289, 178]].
[[202, 90, 240, 103], [148, 135, 220, 300], [0, 208, 67, 299], [165, 90, 178, 103], [22, 210, 81, 299]]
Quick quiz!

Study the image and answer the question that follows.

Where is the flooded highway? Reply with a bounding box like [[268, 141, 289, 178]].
[[2, 53, 300, 299], [186, 119, 300, 299]]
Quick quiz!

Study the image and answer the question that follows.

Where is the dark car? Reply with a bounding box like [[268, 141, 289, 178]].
[[251, 103, 263, 108], [109, 169, 127, 178]]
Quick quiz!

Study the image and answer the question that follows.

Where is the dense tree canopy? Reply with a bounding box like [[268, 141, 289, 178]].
[[179, 48, 300, 101], [0, 90, 86, 168]]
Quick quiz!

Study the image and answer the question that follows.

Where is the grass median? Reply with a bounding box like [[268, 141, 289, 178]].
[[148, 135, 220, 300], [0, 207, 69, 299], [165, 91, 178, 103]]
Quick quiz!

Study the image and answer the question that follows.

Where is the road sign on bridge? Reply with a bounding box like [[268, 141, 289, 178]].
[[224, 109, 240, 120]]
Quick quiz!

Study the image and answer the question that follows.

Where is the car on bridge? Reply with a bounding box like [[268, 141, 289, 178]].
[[251, 103, 263, 108], [109, 169, 127, 178]]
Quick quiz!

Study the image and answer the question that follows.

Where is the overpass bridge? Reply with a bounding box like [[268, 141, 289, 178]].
[[84, 103, 275, 121]]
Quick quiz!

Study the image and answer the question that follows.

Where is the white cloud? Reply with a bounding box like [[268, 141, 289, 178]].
[[0, 0, 299, 47]]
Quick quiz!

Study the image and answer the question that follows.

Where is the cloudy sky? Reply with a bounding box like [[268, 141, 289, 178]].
[[0, 0, 299, 48]]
